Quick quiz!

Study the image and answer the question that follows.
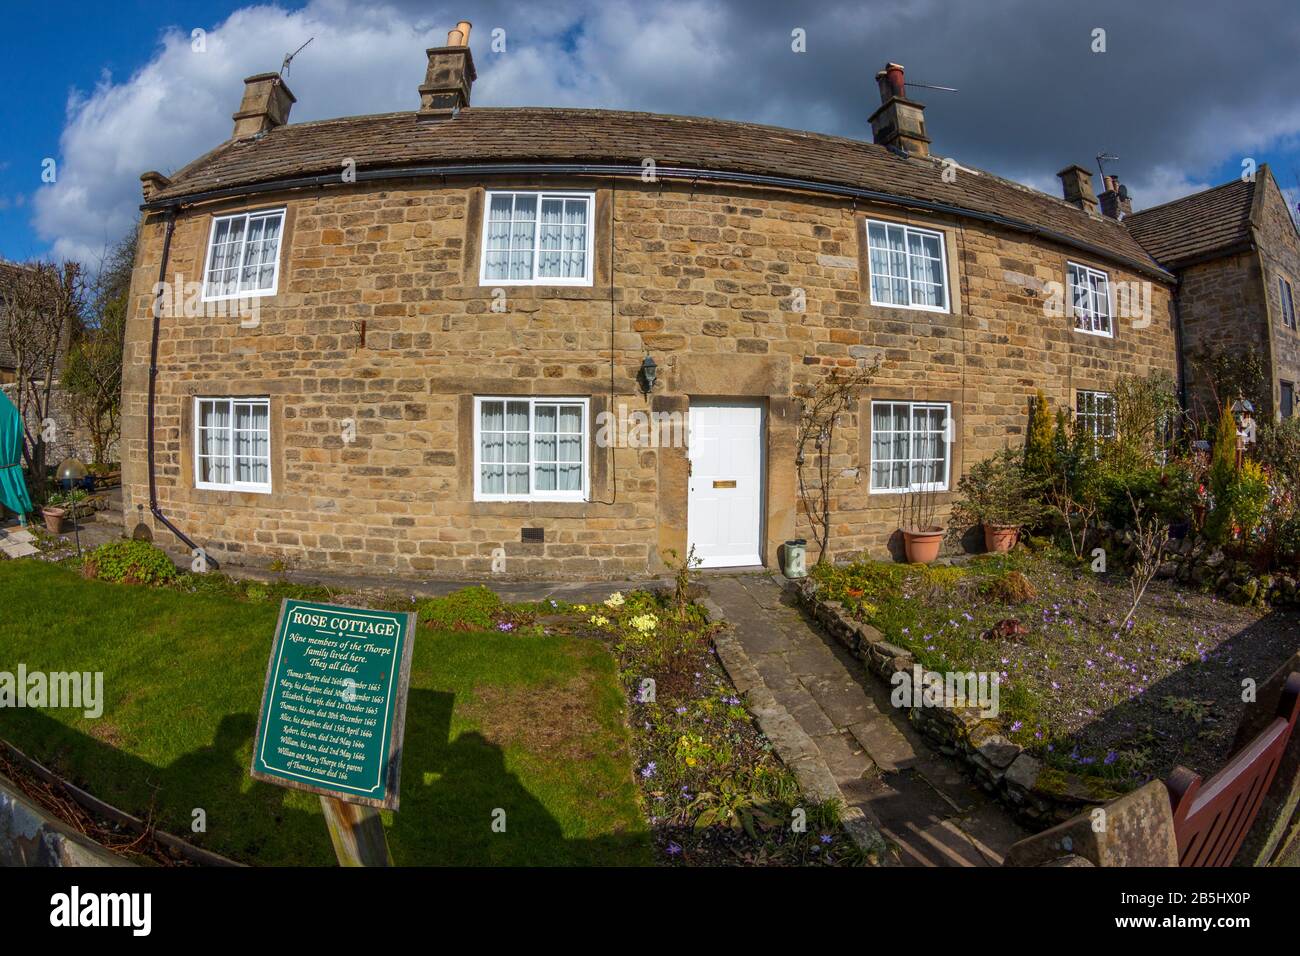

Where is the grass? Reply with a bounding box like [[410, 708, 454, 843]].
[[0, 560, 650, 866]]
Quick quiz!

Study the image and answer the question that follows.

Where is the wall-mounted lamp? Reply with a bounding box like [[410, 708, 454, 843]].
[[638, 355, 658, 395]]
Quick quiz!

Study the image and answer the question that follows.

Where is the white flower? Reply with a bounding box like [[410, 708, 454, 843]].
[[604, 591, 625, 609]]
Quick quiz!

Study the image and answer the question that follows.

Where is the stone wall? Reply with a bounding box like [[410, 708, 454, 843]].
[[0, 382, 100, 473], [121, 177, 1177, 578], [1255, 172, 1300, 417], [1175, 252, 1269, 421]]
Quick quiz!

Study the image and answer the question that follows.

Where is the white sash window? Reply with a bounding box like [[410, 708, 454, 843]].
[[195, 397, 272, 493], [474, 397, 589, 501], [869, 401, 951, 492], [202, 209, 285, 300], [480, 191, 594, 285]]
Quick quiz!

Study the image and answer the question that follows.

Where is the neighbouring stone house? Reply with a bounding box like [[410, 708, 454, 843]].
[[0, 261, 95, 472], [121, 26, 1177, 578], [1125, 167, 1300, 421]]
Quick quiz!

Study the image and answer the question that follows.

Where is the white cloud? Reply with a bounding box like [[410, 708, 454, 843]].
[[28, 0, 1300, 262], [1126, 166, 1216, 213], [33, 1, 451, 262]]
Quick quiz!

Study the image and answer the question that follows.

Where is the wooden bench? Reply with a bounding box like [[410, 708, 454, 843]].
[[1166, 671, 1300, 866]]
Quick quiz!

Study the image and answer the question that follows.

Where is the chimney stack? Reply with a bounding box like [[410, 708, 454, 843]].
[[1098, 174, 1132, 220], [868, 62, 930, 157], [232, 73, 296, 140], [1057, 164, 1099, 214], [418, 20, 476, 121]]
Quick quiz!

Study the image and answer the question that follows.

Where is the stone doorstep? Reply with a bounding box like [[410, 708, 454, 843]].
[[703, 600, 890, 861]]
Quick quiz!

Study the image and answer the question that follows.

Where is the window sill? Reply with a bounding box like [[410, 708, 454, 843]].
[[469, 500, 596, 518], [868, 299, 951, 315], [1072, 326, 1115, 339], [194, 484, 273, 496], [200, 289, 278, 304]]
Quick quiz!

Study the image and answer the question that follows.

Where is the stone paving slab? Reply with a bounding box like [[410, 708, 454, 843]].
[[706, 571, 1028, 867]]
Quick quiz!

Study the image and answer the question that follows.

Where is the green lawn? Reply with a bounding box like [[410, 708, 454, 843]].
[[0, 561, 650, 865]]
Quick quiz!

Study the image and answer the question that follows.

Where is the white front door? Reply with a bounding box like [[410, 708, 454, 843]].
[[687, 401, 764, 568]]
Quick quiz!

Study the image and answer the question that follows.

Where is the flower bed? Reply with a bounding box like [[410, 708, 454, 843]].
[[581, 588, 874, 865], [796, 549, 1300, 828]]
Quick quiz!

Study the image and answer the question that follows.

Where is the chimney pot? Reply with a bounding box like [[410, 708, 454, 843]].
[[1099, 175, 1133, 220], [231, 73, 295, 140], [877, 62, 906, 103], [419, 22, 477, 120], [869, 61, 930, 157], [1057, 164, 1099, 214]]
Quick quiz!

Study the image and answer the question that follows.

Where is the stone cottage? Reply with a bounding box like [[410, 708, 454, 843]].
[[121, 25, 1177, 578], [1125, 166, 1300, 421]]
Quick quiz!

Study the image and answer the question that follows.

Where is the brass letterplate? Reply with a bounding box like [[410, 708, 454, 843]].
[[713, 480, 737, 489]]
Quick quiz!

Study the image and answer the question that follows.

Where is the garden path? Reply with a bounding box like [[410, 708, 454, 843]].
[[704, 571, 1028, 867]]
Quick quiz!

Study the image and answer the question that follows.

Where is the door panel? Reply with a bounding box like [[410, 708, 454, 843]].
[[687, 402, 763, 568]]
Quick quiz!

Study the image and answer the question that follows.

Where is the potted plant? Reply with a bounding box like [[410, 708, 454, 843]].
[[42, 492, 69, 534], [900, 486, 944, 563], [948, 447, 1047, 553], [41, 489, 90, 534]]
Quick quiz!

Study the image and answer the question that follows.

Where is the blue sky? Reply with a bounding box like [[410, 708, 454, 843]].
[[4, 0, 1298, 264], [0, 1, 251, 260]]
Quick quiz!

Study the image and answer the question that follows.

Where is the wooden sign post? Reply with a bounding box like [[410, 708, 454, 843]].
[[251, 599, 415, 867]]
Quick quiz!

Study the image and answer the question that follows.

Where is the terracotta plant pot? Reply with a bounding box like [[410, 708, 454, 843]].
[[42, 507, 67, 534], [983, 523, 1019, 553], [902, 527, 944, 564]]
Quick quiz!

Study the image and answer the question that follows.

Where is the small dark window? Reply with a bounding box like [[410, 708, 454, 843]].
[[521, 527, 545, 543], [1282, 381, 1295, 419], [1281, 277, 1296, 329]]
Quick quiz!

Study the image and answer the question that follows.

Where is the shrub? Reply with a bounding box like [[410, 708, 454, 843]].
[[1024, 390, 1054, 477], [1257, 416, 1300, 507], [948, 446, 1047, 532], [83, 540, 178, 586], [981, 570, 1037, 604], [1095, 460, 1196, 529], [417, 586, 501, 631]]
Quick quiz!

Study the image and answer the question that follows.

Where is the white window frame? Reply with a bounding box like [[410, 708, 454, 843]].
[[473, 396, 590, 502], [1075, 390, 1116, 442], [193, 396, 273, 494], [200, 208, 286, 302], [1068, 261, 1114, 337], [868, 400, 952, 494], [1279, 276, 1296, 329], [865, 219, 951, 313], [478, 190, 596, 287]]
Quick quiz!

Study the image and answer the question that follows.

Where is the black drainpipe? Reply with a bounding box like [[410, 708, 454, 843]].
[[146, 209, 215, 566], [1170, 284, 1189, 413]]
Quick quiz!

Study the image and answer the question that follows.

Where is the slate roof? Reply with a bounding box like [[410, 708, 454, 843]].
[[147, 106, 1170, 280], [1124, 178, 1256, 269]]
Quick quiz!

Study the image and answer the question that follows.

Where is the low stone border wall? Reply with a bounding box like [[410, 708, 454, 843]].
[[1086, 527, 1300, 609], [792, 577, 1115, 829]]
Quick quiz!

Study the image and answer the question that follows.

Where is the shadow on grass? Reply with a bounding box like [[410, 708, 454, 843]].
[[3, 686, 649, 866]]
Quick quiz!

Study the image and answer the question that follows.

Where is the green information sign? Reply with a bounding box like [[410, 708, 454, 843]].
[[251, 600, 415, 810]]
